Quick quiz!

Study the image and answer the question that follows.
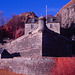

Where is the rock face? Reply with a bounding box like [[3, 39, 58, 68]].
[[56, 0, 75, 40], [1, 12, 38, 39], [56, 0, 75, 28]]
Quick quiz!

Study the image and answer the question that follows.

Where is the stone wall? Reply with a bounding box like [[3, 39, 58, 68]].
[[0, 57, 75, 75], [5, 32, 42, 58], [0, 57, 55, 75], [25, 23, 38, 35], [42, 28, 72, 57], [4, 14, 72, 57]]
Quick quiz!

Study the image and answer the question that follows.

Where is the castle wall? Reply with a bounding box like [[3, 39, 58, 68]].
[[5, 15, 72, 57], [5, 32, 42, 58], [42, 29, 72, 57], [0, 57, 75, 75], [0, 57, 55, 75]]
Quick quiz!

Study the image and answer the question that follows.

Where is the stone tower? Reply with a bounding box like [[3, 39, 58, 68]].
[[38, 15, 46, 32]]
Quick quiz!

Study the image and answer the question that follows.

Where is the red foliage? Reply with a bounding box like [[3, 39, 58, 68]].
[[52, 58, 75, 75], [0, 26, 5, 40], [1, 12, 38, 39]]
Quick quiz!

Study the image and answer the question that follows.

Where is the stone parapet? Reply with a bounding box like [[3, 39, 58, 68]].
[[0, 57, 55, 75]]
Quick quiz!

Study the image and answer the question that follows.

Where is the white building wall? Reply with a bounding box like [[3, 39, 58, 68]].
[[46, 23, 60, 34], [25, 23, 38, 35], [0, 54, 1, 59]]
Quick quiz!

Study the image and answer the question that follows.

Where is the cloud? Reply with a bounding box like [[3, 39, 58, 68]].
[[47, 8, 60, 12], [42, 7, 60, 14]]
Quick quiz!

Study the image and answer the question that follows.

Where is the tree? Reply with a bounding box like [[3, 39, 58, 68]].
[[0, 11, 9, 26], [0, 11, 4, 26]]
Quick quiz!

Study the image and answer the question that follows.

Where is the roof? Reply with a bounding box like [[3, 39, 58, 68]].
[[45, 14, 54, 18], [46, 15, 60, 23], [26, 17, 38, 23], [26, 14, 60, 23]]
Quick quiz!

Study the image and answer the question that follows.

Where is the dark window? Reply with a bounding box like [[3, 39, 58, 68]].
[[50, 24, 53, 28], [53, 19, 56, 22], [31, 25, 34, 29]]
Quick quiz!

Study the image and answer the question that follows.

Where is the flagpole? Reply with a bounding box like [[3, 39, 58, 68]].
[[46, 4, 47, 25]]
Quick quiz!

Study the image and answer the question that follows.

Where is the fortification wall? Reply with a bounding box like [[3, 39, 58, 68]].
[[42, 29, 72, 57], [0, 57, 75, 75], [0, 57, 55, 75], [5, 32, 42, 58]]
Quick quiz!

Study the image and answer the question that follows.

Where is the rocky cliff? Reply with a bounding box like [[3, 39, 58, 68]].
[[56, 0, 75, 40]]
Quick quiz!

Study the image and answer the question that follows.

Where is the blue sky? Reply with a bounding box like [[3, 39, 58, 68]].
[[0, 0, 71, 18]]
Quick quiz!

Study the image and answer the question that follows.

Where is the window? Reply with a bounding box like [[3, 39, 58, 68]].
[[31, 25, 34, 29], [50, 24, 53, 28], [32, 19, 35, 23]]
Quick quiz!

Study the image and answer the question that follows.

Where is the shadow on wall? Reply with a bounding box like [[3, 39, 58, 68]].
[[72, 41, 75, 56], [0, 48, 21, 58], [60, 22, 75, 40], [1, 49, 13, 58], [11, 53, 21, 58], [42, 28, 73, 57]]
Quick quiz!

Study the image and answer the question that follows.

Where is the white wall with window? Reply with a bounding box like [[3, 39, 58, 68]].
[[31, 24, 34, 29], [50, 24, 53, 28], [50, 18, 53, 22], [46, 23, 60, 34], [25, 23, 38, 35]]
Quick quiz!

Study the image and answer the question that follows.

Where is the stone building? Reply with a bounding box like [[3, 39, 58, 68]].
[[25, 17, 38, 35], [46, 15, 60, 34], [25, 14, 60, 35], [5, 15, 72, 57], [0, 15, 73, 75]]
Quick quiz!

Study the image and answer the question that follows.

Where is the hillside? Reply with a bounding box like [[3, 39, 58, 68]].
[[56, 0, 75, 40], [0, 12, 38, 39], [0, 0, 75, 40], [56, 0, 75, 16]]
